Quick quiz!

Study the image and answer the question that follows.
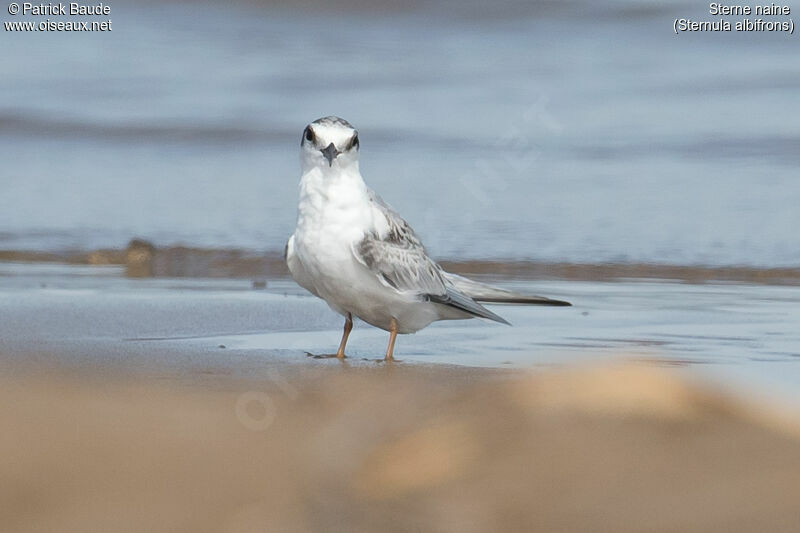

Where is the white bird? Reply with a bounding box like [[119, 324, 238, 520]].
[[286, 116, 570, 361]]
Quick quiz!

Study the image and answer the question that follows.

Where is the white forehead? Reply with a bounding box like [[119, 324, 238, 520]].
[[309, 116, 356, 147]]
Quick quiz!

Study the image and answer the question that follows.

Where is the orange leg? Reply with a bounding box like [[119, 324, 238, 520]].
[[385, 318, 398, 361], [336, 313, 353, 359]]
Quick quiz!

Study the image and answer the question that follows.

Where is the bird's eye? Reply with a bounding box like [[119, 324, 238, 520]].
[[303, 127, 315, 144], [349, 134, 359, 150]]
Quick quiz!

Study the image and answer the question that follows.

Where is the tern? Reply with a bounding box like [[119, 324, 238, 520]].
[[286, 116, 570, 361]]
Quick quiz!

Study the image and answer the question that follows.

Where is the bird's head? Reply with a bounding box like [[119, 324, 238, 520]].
[[300, 116, 360, 174]]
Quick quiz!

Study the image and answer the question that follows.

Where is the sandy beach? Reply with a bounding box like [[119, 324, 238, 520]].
[[3, 360, 800, 532]]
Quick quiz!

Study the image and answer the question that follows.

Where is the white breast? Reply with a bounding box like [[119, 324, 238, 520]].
[[292, 168, 373, 306], [289, 167, 445, 333]]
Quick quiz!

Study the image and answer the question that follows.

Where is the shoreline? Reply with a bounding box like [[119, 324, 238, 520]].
[[2, 242, 799, 285]]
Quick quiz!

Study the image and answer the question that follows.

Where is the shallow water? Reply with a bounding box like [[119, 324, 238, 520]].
[[2, 1, 799, 265], [2, 262, 798, 405]]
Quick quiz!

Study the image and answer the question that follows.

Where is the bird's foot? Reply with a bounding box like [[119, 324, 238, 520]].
[[356, 356, 399, 364], [305, 352, 346, 360]]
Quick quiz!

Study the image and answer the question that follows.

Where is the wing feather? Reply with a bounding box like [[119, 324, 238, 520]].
[[353, 190, 509, 324], [353, 230, 445, 295]]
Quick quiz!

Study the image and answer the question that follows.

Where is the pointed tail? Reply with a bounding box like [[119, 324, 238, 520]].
[[444, 273, 571, 307]]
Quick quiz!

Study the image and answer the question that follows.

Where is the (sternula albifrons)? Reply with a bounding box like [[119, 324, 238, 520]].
[[286, 116, 570, 361]]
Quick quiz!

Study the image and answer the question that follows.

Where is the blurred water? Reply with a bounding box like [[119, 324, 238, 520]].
[[1, 0, 798, 265]]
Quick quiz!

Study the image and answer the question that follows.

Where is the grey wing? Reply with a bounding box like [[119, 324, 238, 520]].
[[354, 191, 509, 324], [355, 228, 445, 295]]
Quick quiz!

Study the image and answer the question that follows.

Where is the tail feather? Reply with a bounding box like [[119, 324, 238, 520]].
[[427, 288, 511, 325], [443, 273, 572, 307]]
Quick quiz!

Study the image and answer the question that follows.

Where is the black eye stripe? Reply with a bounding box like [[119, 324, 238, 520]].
[[301, 126, 359, 150], [302, 127, 315, 145]]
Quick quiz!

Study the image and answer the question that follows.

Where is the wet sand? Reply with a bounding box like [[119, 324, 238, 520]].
[[2, 260, 799, 400], [2, 362, 800, 532]]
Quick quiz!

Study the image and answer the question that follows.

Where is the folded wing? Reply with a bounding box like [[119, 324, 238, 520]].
[[352, 190, 510, 324]]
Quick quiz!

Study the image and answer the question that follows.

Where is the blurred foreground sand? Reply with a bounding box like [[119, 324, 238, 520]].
[[2, 362, 800, 532]]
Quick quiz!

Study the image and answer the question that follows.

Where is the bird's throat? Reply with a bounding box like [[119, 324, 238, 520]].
[[297, 168, 370, 238]]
